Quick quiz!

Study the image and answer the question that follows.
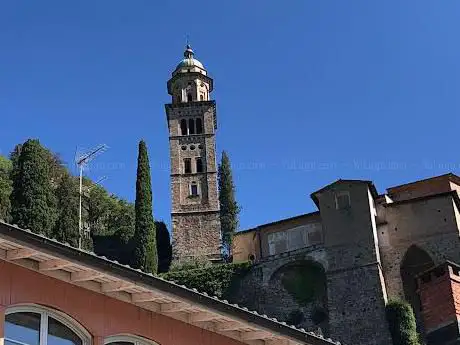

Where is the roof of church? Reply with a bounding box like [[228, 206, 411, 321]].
[[237, 211, 321, 235], [310, 179, 379, 207], [175, 45, 205, 71], [0, 220, 340, 345], [386, 172, 460, 194]]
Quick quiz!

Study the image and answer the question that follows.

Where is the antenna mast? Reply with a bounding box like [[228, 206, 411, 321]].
[[75, 144, 108, 249]]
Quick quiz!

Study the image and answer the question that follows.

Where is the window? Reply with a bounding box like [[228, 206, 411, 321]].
[[188, 119, 195, 134], [187, 93, 192, 102], [105, 335, 159, 345], [335, 191, 351, 210], [200, 94, 204, 101], [184, 159, 192, 174], [5, 305, 90, 345], [196, 158, 203, 173], [180, 119, 187, 136], [190, 182, 198, 196], [196, 118, 203, 134]]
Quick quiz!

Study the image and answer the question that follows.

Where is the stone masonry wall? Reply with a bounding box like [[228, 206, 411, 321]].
[[172, 212, 221, 259], [378, 194, 460, 299]]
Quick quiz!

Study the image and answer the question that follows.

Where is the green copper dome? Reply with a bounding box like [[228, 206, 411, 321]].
[[175, 45, 204, 71]]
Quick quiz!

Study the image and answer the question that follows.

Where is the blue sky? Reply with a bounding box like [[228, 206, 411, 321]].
[[1, 1, 459, 231]]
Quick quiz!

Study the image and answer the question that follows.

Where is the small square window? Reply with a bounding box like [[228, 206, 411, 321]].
[[335, 191, 351, 210]]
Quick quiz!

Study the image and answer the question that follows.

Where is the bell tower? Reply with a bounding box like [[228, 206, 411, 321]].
[[165, 45, 222, 261]]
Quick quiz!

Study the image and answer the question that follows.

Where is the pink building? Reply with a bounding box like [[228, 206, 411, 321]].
[[0, 221, 337, 345]]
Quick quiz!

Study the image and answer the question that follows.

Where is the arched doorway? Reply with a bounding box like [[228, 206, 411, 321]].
[[400, 245, 435, 333]]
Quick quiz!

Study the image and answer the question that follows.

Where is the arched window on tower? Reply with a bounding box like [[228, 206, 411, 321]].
[[196, 118, 203, 134], [180, 119, 187, 136], [188, 119, 195, 134], [187, 93, 192, 102], [190, 181, 198, 196], [196, 157, 203, 173]]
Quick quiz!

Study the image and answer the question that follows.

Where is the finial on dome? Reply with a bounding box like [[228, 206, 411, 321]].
[[184, 44, 194, 59]]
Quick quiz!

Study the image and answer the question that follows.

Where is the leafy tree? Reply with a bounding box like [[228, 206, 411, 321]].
[[0, 156, 13, 221], [112, 200, 135, 244], [132, 140, 157, 273], [85, 184, 117, 236], [52, 173, 79, 246], [156, 221, 172, 273], [218, 151, 240, 260], [386, 299, 420, 345], [10, 139, 57, 235]]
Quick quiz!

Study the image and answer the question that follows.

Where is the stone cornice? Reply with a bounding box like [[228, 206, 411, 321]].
[[169, 133, 214, 140], [171, 171, 217, 177], [171, 209, 220, 216]]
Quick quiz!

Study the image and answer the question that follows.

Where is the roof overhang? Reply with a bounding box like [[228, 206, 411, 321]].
[[0, 221, 337, 345]]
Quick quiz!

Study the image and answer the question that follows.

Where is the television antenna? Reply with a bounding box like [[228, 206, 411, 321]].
[[75, 144, 109, 249]]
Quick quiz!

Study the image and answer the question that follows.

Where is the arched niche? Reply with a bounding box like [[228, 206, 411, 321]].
[[269, 260, 329, 334], [400, 245, 435, 332]]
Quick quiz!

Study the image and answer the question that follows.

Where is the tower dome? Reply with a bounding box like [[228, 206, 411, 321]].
[[173, 45, 206, 75]]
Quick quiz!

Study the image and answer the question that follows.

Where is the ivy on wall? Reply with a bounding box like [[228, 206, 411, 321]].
[[280, 263, 326, 305], [161, 261, 251, 299]]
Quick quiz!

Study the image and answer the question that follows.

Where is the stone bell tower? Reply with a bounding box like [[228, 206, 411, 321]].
[[165, 45, 221, 261]]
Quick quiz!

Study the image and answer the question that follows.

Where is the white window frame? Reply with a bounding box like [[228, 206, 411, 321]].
[[190, 181, 199, 196], [5, 304, 91, 345], [105, 335, 159, 345]]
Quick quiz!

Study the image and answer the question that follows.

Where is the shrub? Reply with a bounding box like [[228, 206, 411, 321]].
[[386, 299, 420, 345], [162, 261, 251, 299]]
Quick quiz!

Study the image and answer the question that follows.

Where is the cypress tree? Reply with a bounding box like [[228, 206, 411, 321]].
[[52, 173, 79, 247], [218, 151, 240, 261], [10, 139, 57, 235], [156, 221, 172, 273], [132, 140, 158, 273]]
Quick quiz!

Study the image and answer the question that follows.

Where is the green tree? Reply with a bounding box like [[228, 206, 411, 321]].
[[0, 155, 13, 221], [52, 173, 79, 246], [156, 221, 172, 273], [10, 139, 57, 235], [385, 300, 420, 345], [218, 151, 240, 260], [111, 200, 135, 244], [132, 140, 157, 273]]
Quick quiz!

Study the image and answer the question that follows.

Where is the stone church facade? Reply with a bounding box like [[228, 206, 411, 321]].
[[165, 47, 460, 345], [233, 173, 460, 345]]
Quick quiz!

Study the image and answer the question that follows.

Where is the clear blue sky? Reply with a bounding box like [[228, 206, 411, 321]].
[[1, 1, 459, 231]]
